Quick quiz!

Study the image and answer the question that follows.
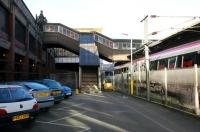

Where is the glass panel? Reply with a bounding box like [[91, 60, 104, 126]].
[[75, 33, 79, 40], [176, 55, 182, 68], [63, 28, 67, 35], [158, 59, 168, 70], [70, 32, 75, 39], [110, 41, 113, 48], [183, 53, 195, 68], [67, 30, 70, 37], [58, 26, 63, 33], [99, 37, 103, 43], [150, 61, 158, 70], [103, 38, 106, 45], [113, 42, 119, 49], [47, 25, 55, 32], [95, 35, 98, 41], [29, 34, 36, 54], [0, 87, 33, 103], [15, 19, 26, 44], [54, 25, 58, 32], [168, 57, 176, 69], [0, 5, 9, 33], [122, 42, 127, 49], [127, 43, 131, 49], [197, 52, 200, 66]]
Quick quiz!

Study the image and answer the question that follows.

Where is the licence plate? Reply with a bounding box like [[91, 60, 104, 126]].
[[52, 91, 61, 95], [12, 114, 29, 122], [37, 92, 49, 97], [66, 93, 71, 95]]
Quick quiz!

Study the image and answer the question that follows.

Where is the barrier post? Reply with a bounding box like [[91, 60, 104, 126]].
[[164, 67, 168, 105], [194, 64, 199, 115], [130, 79, 134, 95]]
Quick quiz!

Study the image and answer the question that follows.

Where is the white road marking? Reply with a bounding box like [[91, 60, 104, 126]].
[[36, 120, 90, 131], [107, 93, 175, 132], [83, 93, 105, 98], [48, 112, 86, 123], [56, 103, 85, 110]]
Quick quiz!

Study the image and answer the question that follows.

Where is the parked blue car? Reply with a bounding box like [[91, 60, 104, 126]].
[[62, 85, 72, 98], [37, 79, 64, 103]]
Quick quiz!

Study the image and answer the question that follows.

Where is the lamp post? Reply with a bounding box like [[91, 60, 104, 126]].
[[122, 33, 133, 95], [140, 15, 150, 101]]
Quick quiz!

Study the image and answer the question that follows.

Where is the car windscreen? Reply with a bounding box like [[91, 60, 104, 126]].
[[23, 83, 49, 91], [43, 80, 62, 88], [0, 87, 33, 103]]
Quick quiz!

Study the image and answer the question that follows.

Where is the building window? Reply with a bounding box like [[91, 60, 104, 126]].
[[106, 40, 109, 46], [67, 30, 70, 37], [103, 38, 106, 45], [109, 41, 113, 48], [15, 19, 26, 44], [0, 5, 9, 34], [70, 31, 75, 39], [94, 35, 98, 41], [113, 42, 119, 49], [127, 43, 130, 49], [75, 33, 79, 41], [63, 28, 67, 35], [29, 34, 36, 54], [58, 26, 62, 33], [98, 37, 103, 43], [122, 42, 127, 49]]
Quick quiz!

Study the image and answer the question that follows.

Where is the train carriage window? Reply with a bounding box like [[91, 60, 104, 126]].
[[176, 55, 182, 68], [150, 61, 158, 70], [197, 51, 200, 66], [158, 59, 168, 70], [168, 57, 176, 69], [183, 53, 195, 68]]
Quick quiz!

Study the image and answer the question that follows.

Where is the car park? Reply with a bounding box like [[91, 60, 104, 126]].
[[38, 79, 64, 103], [0, 85, 38, 128], [20, 82, 54, 111]]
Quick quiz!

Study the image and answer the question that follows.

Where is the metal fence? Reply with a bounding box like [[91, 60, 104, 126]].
[[114, 65, 200, 115], [50, 72, 78, 90], [0, 71, 78, 91]]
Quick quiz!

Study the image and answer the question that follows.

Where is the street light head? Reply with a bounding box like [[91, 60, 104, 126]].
[[151, 31, 158, 35], [150, 15, 157, 18], [121, 33, 129, 36]]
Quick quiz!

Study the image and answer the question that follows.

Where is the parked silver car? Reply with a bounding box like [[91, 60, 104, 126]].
[[16, 82, 54, 111]]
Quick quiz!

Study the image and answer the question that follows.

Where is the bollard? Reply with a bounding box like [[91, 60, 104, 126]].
[[130, 79, 134, 96], [76, 88, 79, 95]]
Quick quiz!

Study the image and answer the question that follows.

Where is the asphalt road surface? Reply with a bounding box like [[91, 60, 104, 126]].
[[3, 92, 200, 132]]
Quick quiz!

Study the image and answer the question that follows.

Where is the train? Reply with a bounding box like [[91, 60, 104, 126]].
[[114, 39, 200, 109]]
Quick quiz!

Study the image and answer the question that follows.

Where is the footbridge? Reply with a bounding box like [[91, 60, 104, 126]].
[[43, 23, 132, 62], [42, 23, 138, 91]]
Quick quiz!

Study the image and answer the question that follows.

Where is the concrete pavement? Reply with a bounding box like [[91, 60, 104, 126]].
[[3, 92, 200, 132]]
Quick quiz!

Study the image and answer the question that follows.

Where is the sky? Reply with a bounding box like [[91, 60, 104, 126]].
[[24, 0, 200, 40]]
